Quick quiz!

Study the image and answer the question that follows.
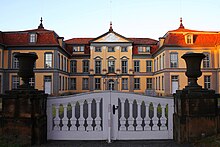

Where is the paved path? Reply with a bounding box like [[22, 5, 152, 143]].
[[37, 140, 193, 147]]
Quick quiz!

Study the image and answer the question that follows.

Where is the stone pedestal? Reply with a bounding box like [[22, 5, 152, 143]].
[[1, 88, 47, 145], [173, 88, 219, 143]]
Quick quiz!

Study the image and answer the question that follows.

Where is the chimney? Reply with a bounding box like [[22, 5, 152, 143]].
[[58, 37, 64, 47]]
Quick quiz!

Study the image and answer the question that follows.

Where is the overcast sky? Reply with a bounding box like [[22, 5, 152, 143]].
[[1, 0, 220, 40]]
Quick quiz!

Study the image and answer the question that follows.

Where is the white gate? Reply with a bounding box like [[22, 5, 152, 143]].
[[47, 91, 174, 141]]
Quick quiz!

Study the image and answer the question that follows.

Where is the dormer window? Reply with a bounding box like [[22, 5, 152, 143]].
[[138, 46, 151, 53], [30, 33, 37, 43], [185, 34, 193, 44], [72, 46, 85, 52]]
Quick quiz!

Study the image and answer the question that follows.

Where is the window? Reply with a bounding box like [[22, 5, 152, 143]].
[[122, 78, 128, 90], [70, 60, 77, 73], [162, 76, 164, 90], [154, 59, 157, 71], [134, 78, 140, 90], [30, 33, 37, 43], [159, 77, 161, 90], [121, 47, 127, 52], [95, 78, 101, 90], [59, 76, 61, 90], [95, 47, 101, 52], [138, 46, 144, 52], [70, 78, 76, 90], [146, 60, 152, 72], [108, 60, 115, 73], [82, 78, 89, 90], [63, 57, 67, 71], [95, 61, 101, 74], [186, 35, 193, 44], [170, 53, 178, 68], [203, 53, 210, 68], [12, 75, 20, 89], [121, 60, 128, 74], [83, 60, 89, 73], [204, 76, 211, 89], [162, 53, 165, 69], [58, 54, 60, 69], [146, 46, 151, 53], [155, 77, 157, 90], [29, 77, 35, 87], [45, 53, 53, 68], [62, 76, 65, 91], [61, 56, 63, 70], [138, 46, 150, 53], [146, 78, 152, 89], [108, 47, 115, 52], [134, 60, 140, 72], [13, 53, 19, 69], [73, 46, 84, 52]]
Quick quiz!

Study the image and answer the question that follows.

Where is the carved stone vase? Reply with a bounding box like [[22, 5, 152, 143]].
[[181, 53, 205, 88], [14, 53, 38, 88]]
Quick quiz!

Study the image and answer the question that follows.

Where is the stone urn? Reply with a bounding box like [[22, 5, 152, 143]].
[[181, 53, 205, 88], [14, 53, 38, 88]]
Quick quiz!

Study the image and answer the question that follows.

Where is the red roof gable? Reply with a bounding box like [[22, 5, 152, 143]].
[[65, 38, 93, 44], [129, 38, 157, 45]]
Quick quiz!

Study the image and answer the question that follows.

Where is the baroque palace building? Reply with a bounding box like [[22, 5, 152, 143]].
[[0, 18, 220, 96]]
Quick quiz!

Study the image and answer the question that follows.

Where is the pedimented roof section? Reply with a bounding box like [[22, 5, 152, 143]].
[[91, 31, 132, 43]]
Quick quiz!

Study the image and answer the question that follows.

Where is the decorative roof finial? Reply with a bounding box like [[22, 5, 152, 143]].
[[38, 17, 44, 29], [109, 21, 113, 32], [179, 17, 185, 29]]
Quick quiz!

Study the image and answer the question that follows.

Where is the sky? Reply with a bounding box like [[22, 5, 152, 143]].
[[1, 0, 220, 40]]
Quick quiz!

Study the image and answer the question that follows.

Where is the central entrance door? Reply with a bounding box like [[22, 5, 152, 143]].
[[108, 79, 115, 90]]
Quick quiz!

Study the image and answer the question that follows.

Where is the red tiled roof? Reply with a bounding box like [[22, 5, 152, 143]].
[[65, 38, 93, 44], [129, 38, 158, 45], [0, 32, 3, 44], [2, 29, 59, 46], [163, 33, 220, 47]]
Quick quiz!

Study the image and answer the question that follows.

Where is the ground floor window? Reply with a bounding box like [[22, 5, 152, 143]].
[[134, 78, 140, 90], [122, 78, 128, 90], [146, 78, 152, 89], [12, 75, 20, 89], [95, 78, 101, 90], [70, 78, 76, 90], [29, 77, 35, 87], [83, 78, 89, 90], [204, 75, 211, 89]]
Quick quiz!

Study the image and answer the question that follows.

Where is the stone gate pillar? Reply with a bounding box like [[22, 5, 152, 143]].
[[173, 53, 219, 143], [0, 53, 47, 145], [173, 53, 218, 143]]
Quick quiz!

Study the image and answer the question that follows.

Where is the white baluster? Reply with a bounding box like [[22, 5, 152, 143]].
[[127, 99, 134, 131], [62, 103, 69, 131], [119, 98, 126, 131], [95, 98, 102, 131], [86, 99, 93, 131], [160, 104, 167, 130], [136, 100, 143, 131], [144, 101, 151, 131], [70, 102, 77, 131], [54, 104, 60, 131], [78, 100, 85, 131], [152, 102, 159, 130]]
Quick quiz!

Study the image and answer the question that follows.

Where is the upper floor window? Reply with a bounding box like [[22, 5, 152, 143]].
[[83, 60, 89, 73], [58, 53, 60, 70], [170, 53, 178, 68], [95, 60, 101, 74], [138, 46, 150, 53], [146, 60, 152, 72], [134, 60, 140, 72], [30, 33, 37, 43], [45, 53, 53, 68], [95, 47, 102, 52], [186, 35, 193, 44], [73, 46, 84, 52], [203, 53, 210, 68], [108, 47, 115, 52], [13, 53, 19, 69], [108, 60, 115, 73], [146, 78, 152, 89], [70, 60, 77, 73], [121, 60, 128, 74], [121, 47, 128, 52]]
